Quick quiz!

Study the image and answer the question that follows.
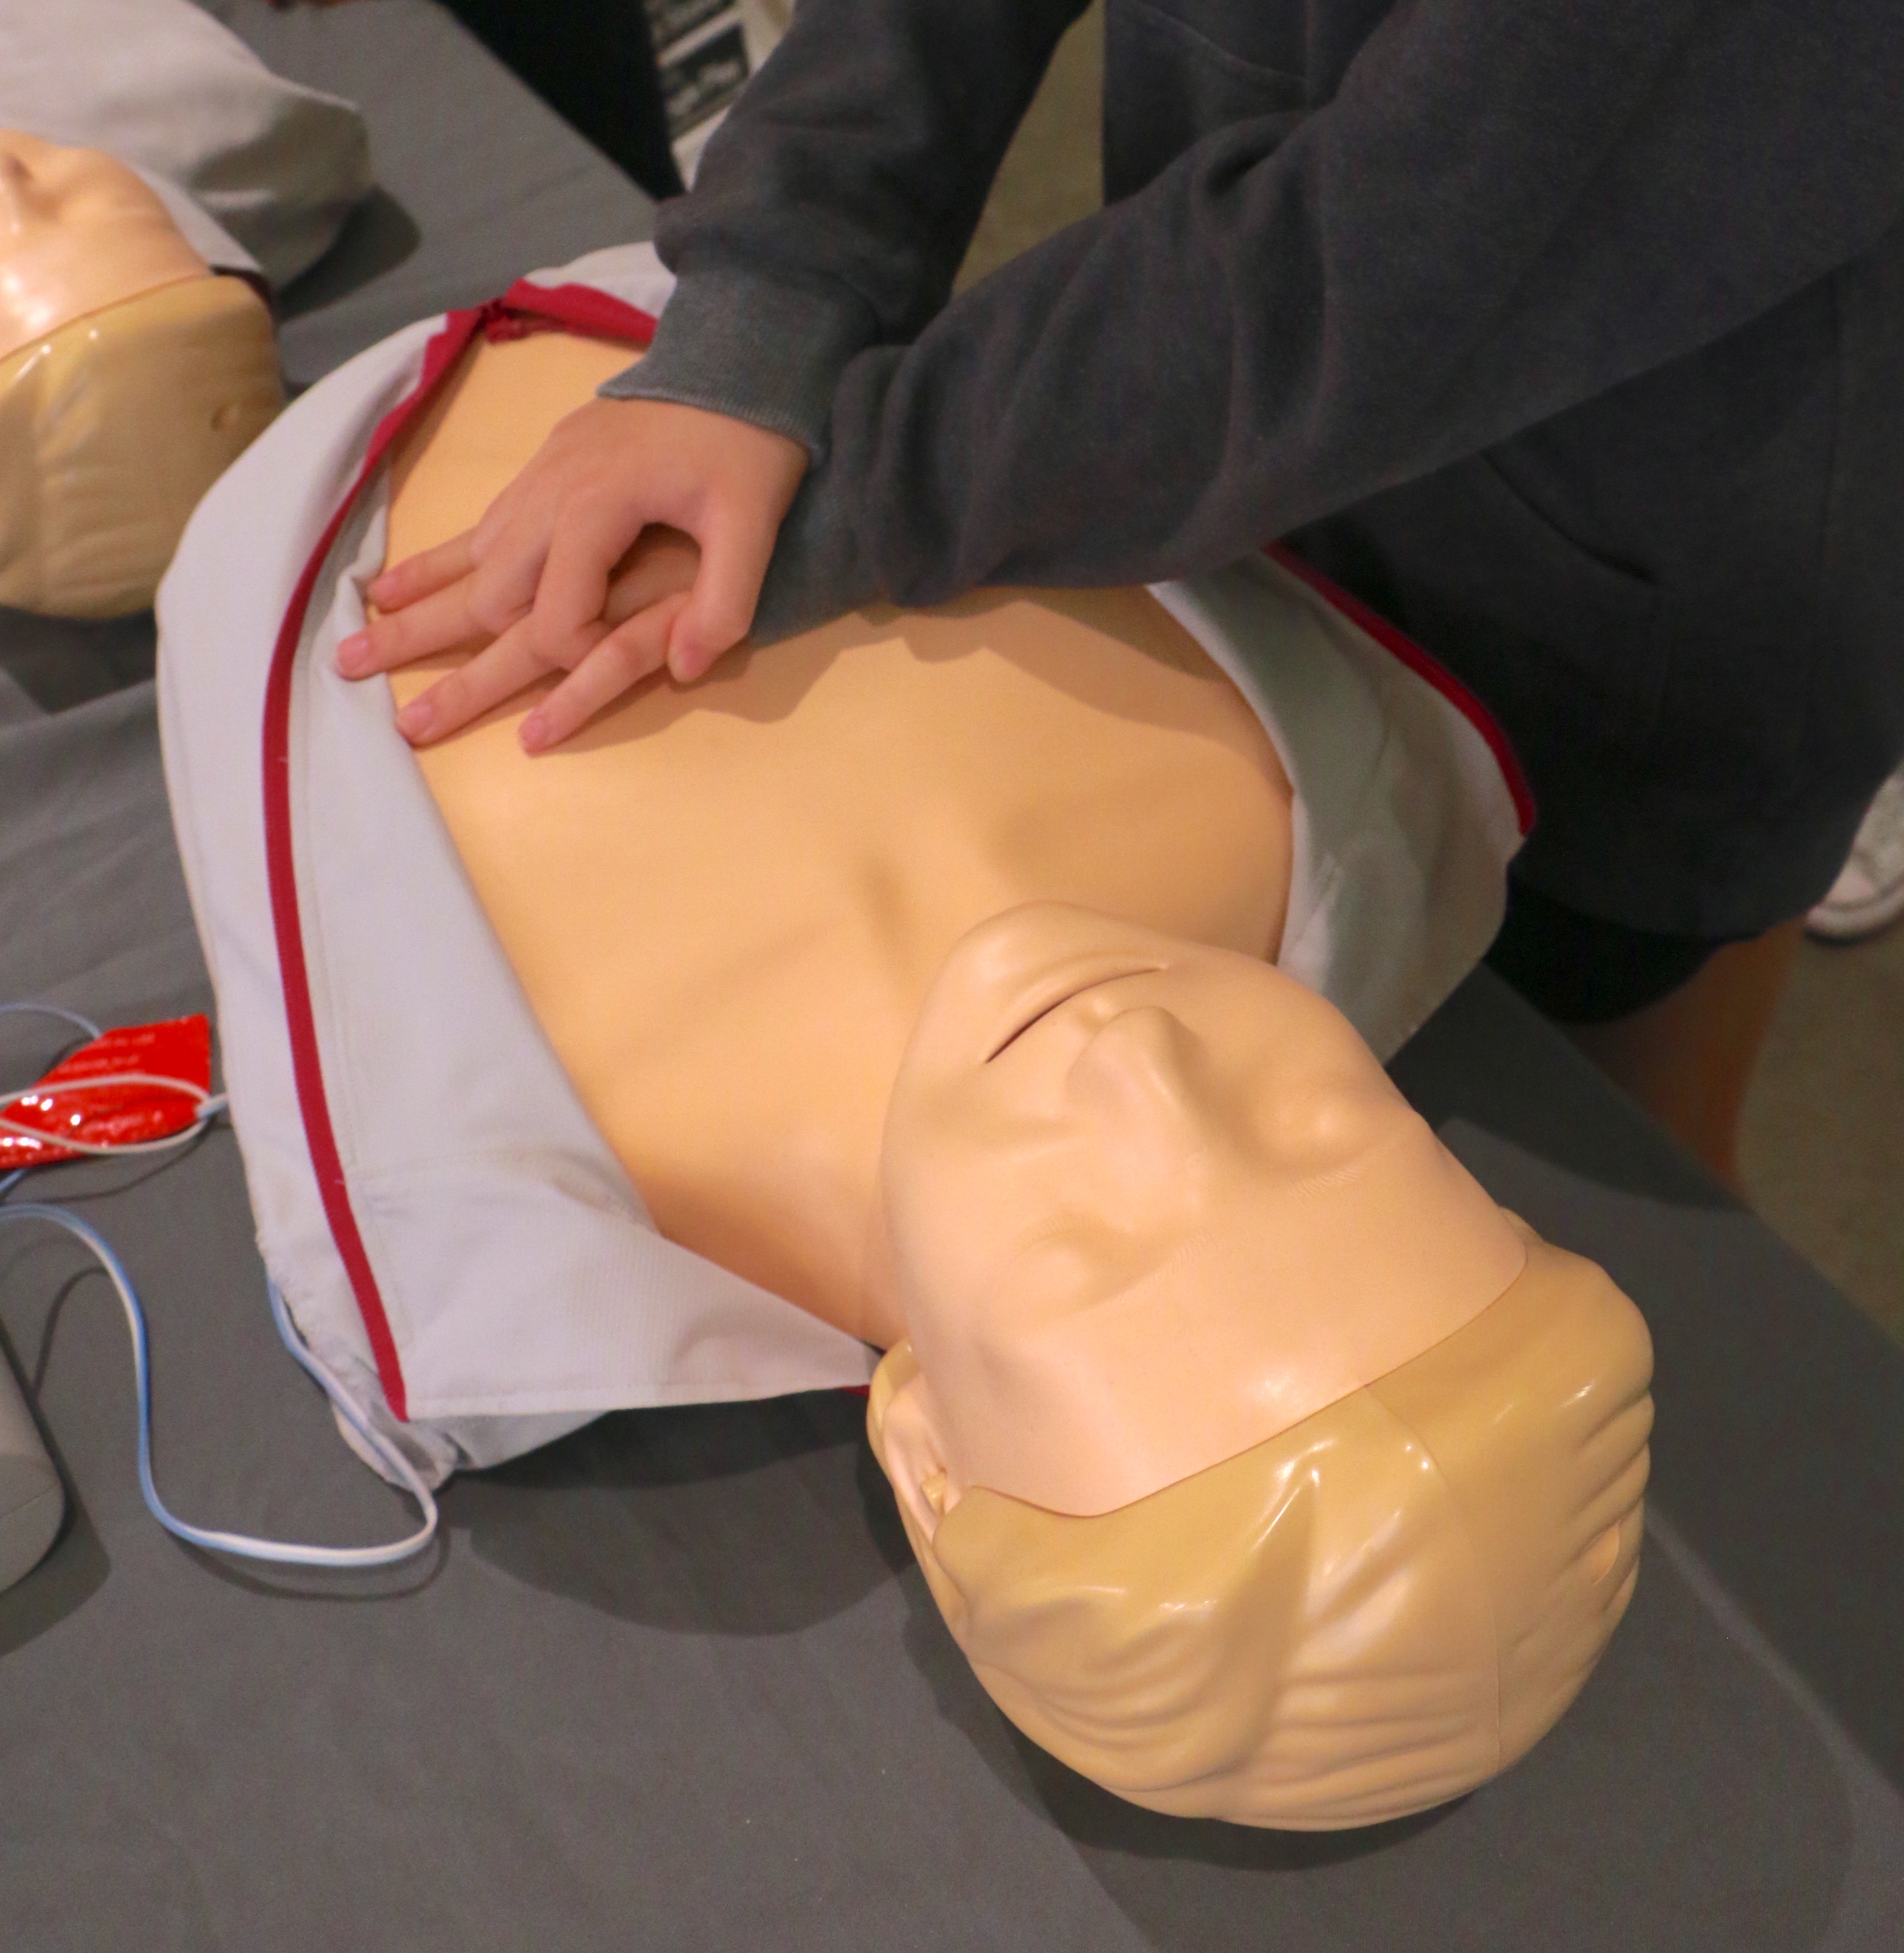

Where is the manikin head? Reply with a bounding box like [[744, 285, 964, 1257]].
[[0, 130, 281, 618], [871, 903, 1653, 1827]]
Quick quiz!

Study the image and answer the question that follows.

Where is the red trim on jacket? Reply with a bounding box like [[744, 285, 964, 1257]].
[[1263, 541, 1536, 837], [261, 284, 656, 1421]]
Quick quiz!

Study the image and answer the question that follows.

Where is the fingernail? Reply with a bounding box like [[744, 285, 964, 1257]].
[[396, 699, 433, 740], [336, 630, 369, 674], [520, 711, 548, 753]]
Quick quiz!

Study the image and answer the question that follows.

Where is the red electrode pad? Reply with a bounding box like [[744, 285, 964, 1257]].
[[0, 1017, 213, 1170]]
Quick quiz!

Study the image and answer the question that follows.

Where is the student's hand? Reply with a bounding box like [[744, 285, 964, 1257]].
[[337, 398, 807, 752]]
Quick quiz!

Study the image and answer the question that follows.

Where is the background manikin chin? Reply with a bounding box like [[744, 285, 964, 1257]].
[[0, 130, 281, 618], [359, 322, 1656, 1830]]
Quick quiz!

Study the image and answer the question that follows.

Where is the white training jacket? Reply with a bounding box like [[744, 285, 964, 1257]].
[[157, 244, 1530, 1488]]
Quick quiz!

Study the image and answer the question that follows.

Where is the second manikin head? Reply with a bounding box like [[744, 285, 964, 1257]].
[[0, 131, 281, 618]]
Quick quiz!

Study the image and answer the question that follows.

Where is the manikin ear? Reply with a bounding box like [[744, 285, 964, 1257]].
[[875, 1367, 964, 1546]]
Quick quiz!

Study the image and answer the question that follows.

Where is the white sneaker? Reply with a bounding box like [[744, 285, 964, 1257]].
[[1808, 764, 1904, 941]]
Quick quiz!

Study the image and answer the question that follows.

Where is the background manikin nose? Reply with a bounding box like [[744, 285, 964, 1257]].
[[0, 149, 48, 233], [0, 132, 212, 365], [0, 135, 101, 230]]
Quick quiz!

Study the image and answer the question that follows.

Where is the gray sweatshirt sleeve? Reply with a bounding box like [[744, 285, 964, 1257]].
[[601, 0, 1094, 457], [613, 0, 1904, 641]]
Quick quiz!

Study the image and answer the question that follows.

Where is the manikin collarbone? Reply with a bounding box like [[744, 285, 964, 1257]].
[[386, 333, 1294, 1342]]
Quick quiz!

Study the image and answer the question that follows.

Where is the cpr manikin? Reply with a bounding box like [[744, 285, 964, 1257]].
[[0, 130, 281, 618], [362, 323, 1655, 1828]]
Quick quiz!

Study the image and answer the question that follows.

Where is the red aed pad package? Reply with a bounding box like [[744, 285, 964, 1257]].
[[0, 1016, 213, 1170]]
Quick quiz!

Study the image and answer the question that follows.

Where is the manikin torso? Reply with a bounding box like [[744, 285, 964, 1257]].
[[156, 280, 1639, 1828], [386, 331, 1296, 1345], [384, 326, 1528, 1491]]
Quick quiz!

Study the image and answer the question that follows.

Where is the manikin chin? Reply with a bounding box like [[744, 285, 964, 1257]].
[[370, 318, 1655, 1830]]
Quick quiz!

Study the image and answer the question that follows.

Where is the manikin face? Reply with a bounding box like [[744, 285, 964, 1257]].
[[877, 903, 1528, 1525], [0, 131, 208, 363]]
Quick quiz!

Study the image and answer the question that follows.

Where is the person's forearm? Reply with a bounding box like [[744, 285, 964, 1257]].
[[603, 0, 1091, 457], [753, 0, 1904, 631]]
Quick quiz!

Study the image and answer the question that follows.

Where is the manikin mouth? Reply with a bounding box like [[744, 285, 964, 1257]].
[[984, 960, 1164, 1064]]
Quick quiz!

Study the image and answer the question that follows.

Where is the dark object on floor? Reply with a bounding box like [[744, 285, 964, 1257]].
[[441, 0, 684, 201]]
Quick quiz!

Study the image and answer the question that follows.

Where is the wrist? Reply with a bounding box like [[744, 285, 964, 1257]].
[[598, 265, 875, 465]]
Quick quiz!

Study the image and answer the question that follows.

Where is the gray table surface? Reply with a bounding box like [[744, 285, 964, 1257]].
[[3, 4, 1904, 1949], [4, 675, 1903, 1952]]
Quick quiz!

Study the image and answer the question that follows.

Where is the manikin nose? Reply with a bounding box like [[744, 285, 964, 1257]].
[[1067, 1002, 1210, 1125]]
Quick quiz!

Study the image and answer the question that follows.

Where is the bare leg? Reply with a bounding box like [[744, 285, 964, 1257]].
[[1565, 920, 1804, 1193]]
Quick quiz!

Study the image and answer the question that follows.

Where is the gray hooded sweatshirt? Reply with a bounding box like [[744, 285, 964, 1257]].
[[604, 0, 1904, 936]]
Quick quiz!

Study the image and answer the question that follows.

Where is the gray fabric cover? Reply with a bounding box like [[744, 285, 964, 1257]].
[[197, 0, 656, 391], [3, 4, 1903, 1946], [0, 0, 371, 289]]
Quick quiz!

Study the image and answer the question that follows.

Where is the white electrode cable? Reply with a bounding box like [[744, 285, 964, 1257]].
[[0, 1001, 101, 1041], [0, 1201, 439, 1568], [0, 1003, 438, 1569]]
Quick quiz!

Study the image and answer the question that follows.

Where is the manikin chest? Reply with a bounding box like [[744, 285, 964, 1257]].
[[387, 335, 1293, 1338]]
